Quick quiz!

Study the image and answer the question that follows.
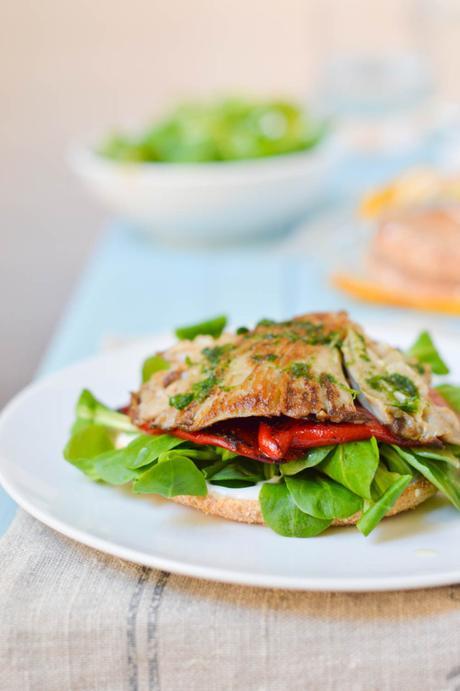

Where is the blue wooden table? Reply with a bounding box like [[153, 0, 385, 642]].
[[1, 142, 454, 535]]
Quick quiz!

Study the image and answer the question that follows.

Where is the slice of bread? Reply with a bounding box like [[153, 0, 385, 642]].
[[171, 477, 436, 527]]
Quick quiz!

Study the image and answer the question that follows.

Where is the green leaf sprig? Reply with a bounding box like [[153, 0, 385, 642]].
[[408, 331, 449, 375], [175, 315, 227, 341]]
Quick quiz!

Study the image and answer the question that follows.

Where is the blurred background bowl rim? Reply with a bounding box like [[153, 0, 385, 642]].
[[69, 132, 343, 185]]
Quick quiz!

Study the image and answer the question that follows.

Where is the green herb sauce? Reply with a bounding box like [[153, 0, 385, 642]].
[[169, 393, 194, 410], [252, 353, 278, 363], [367, 373, 420, 413], [289, 362, 311, 378]]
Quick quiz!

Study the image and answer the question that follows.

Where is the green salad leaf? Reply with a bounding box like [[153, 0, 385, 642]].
[[259, 481, 331, 537], [133, 456, 207, 497], [142, 354, 169, 383], [409, 446, 460, 468], [64, 423, 114, 462], [285, 471, 362, 519], [435, 384, 460, 412], [158, 447, 219, 463], [408, 331, 449, 375], [73, 389, 136, 433], [390, 445, 460, 510], [319, 438, 379, 500], [122, 434, 184, 469], [204, 458, 266, 488], [98, 98, 326, 164], [64, 424, 116, 479], [357, 466, 412, 536], [64, 430, 186, 484], [175, 315, 227, 341], [263, 463, 278, 480], [370, 464, 408, 499], [379, 445, 414, 476], [91, 449, 140, 485], [281, 446, 334, 476]]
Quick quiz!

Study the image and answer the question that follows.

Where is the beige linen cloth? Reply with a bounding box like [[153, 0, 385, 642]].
[[0, 511, 459, 690]]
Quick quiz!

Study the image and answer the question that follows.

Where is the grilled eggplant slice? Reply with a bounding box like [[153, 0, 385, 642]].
[[130, 312, 460, 445]]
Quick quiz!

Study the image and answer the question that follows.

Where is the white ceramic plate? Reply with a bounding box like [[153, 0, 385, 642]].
[[1, 324, 460, 592]]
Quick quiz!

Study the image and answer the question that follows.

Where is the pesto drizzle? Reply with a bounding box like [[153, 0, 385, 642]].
[[169, 343, 235, 410], [367, 373, 420, 413]]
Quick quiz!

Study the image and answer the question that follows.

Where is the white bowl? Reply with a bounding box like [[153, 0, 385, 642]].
[[70, 139, 341, 244]]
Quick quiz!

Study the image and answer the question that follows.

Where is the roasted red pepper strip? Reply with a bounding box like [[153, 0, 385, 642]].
[[140, 422, 268, 461], [256, 419, 400, 460], [291, 420, 398, 447], [141, 415, 403, 463], [166, 427, 260, 459], [258, 422, 294, 460]]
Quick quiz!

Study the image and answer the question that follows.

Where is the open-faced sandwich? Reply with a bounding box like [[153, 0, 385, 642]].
[[64, 312, 460, 538]]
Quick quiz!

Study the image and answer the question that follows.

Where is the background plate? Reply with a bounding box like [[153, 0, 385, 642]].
[[0, 323, 459, 591]]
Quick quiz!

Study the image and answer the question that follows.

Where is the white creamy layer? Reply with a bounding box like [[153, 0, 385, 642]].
[[206, 476, 280, 501], [116, 432, 138, 448]]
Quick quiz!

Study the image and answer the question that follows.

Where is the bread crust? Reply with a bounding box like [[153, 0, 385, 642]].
[[171, 478, 436, 527]]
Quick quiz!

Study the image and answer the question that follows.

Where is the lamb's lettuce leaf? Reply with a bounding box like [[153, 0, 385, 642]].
[[64, 423, 114, 462], [64, 424, 116, 480], [259, 481, 331, 537], [379, 445, 414, 476], [281, 446, 334, 476], [73, 389, 137, 433], [285, 472, 362, 520], [357, 466, 411, 536], [263, 463, 278, 480], [408, 331, 449, 375], [318, 438, 379, 500], [90, 449, 140, 485], [64, 423, 148, 484], [409, 446, 460, 468], [390, 445, 460, 510], [371, 464, 407, 499], [133, 456, 207, 497], [280, 457, 312, 476], [175, 315, 227, 340], [123, 435, 184, 469], [435, 384, 460, 412], [205, 458, 266, 488], [142, 354, 170, 383]]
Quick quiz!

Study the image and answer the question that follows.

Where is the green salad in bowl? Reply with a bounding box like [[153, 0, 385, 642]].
[[98, 97, 327, 164], [72, 96, 336, 243]]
